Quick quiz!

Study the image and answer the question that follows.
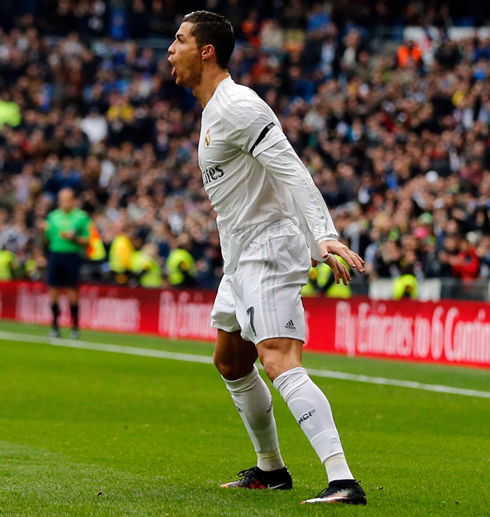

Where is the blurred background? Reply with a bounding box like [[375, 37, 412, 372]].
[[1, 0, 490, 301]]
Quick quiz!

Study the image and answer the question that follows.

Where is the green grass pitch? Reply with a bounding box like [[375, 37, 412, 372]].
[[0, 320, 489, 516]]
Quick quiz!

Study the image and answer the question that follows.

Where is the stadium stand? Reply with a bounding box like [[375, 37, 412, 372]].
[[0, 1, 490, 299]]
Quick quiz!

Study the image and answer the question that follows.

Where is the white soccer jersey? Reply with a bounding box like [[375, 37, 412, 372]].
[[198, 76, 338, 274]]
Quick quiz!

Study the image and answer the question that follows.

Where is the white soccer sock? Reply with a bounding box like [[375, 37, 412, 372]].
[[324, 453, 353, 482], [256, 448, 284, 472], [224, 365, 285, 472], [273, 367, 354, 482]]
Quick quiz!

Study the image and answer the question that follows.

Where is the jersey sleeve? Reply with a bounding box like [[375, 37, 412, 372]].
[[77, 212, 91, 237], [45, 213, 53, 240], [220, 96, 287, 157], [255, 138, 339, 247]]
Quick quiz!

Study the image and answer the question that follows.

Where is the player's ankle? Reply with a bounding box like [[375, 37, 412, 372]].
[[257, 448, 285, 472], [324, 453, 354, 482]]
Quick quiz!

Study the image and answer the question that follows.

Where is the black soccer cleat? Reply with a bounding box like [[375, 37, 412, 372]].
[[220, 466, 293, 490], [302, 479, 367, 505]]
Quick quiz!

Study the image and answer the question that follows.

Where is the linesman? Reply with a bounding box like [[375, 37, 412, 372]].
[[45, 188, 90, 339]]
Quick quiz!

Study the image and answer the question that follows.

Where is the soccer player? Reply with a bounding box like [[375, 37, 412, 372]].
[[168, 12, 367, 505], [45, 188, 90, 339]]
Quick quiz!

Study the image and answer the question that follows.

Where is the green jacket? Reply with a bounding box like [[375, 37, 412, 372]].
[[45, 208, 90, 254]]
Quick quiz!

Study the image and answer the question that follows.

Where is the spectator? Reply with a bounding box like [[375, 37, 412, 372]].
[[450, 237, 480, 280], [130, 242, 163, 288], [44, 156, 83, 196], [397, 40, 422, 68], [0, 93, 21, 129], [166, 234, 197, 288], [80, 107, 108, 144], [108, 220, 134, 283], [0, 245, 21, 279], [393, 264, 418, 300]]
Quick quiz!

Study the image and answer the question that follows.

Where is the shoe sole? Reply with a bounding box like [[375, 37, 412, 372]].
[[302, 497, 367, 504], [220, 481, 292, 490]]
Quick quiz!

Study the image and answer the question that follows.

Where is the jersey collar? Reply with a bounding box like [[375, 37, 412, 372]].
[[202, 76, 233, 115]]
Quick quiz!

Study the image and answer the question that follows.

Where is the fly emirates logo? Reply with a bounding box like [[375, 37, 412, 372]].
[[334, 301, 490, 365], [202, 165, 224, 185]]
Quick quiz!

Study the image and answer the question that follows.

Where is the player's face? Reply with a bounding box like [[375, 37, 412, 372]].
[[59, 189, 75, 212], [168, 22, 202, 88]]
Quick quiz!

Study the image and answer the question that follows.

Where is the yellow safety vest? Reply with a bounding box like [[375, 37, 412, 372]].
[[130, 250, 163, 288], [302, 264, 327, 297], [109, 234, 134, 273], [302, 260, 351, 299], [166, 249, 196, 286], [393, 274, 418, 300], [0, 250, 19, 280]]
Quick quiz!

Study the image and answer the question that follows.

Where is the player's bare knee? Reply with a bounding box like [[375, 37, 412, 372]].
[[258, 338, 302, 382], [258, 351, 285, 382], [261, 361, 283, 382]]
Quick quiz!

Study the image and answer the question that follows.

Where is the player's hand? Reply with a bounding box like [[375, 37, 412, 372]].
[[61, 231, 76, 241], [325, 254, 351, 285], [319, 240, 365, 273]]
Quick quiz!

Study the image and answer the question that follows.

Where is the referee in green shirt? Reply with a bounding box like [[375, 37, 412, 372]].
[[45, 188, 90, 339]]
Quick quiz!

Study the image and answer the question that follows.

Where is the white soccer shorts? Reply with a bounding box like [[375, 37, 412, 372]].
[[211, 222, 311, 344]]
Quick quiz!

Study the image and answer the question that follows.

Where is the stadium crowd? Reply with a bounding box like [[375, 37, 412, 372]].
[[0, 1, 490, 293]]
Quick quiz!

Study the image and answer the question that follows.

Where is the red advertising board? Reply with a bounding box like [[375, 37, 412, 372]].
[[0, 281, 489, 369], [0, 281, 217, 340], [303, 296, 490, 368]]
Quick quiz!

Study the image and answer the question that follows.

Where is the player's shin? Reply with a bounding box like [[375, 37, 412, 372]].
[[273, 367, 354, 482], [223, 365, 285, 471]]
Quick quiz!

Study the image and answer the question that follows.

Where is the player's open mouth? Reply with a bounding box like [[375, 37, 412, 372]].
[[171, 67, 176, 77]]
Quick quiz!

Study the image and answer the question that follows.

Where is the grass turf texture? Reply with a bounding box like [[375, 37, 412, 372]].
[[0, 321, 488, 516]]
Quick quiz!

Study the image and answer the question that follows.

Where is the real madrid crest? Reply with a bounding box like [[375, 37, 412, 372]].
[[204, 129, 211, 148]]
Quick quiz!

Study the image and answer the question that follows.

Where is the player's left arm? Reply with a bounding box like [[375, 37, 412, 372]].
[[226, 97, 364, 277], [255, 138, 364, 276], [68, 213, 90, 247]]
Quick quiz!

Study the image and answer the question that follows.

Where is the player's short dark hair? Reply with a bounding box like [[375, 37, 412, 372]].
[[182, 11, 235, 69]]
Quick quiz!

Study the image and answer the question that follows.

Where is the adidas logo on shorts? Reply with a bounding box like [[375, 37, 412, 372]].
[[284, 319, 296, 331]]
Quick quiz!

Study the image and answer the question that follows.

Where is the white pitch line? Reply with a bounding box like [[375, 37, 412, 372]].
[[305, 368, 490, 399], [0, 330, 214, 365], [0, 330, 489, 399]]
